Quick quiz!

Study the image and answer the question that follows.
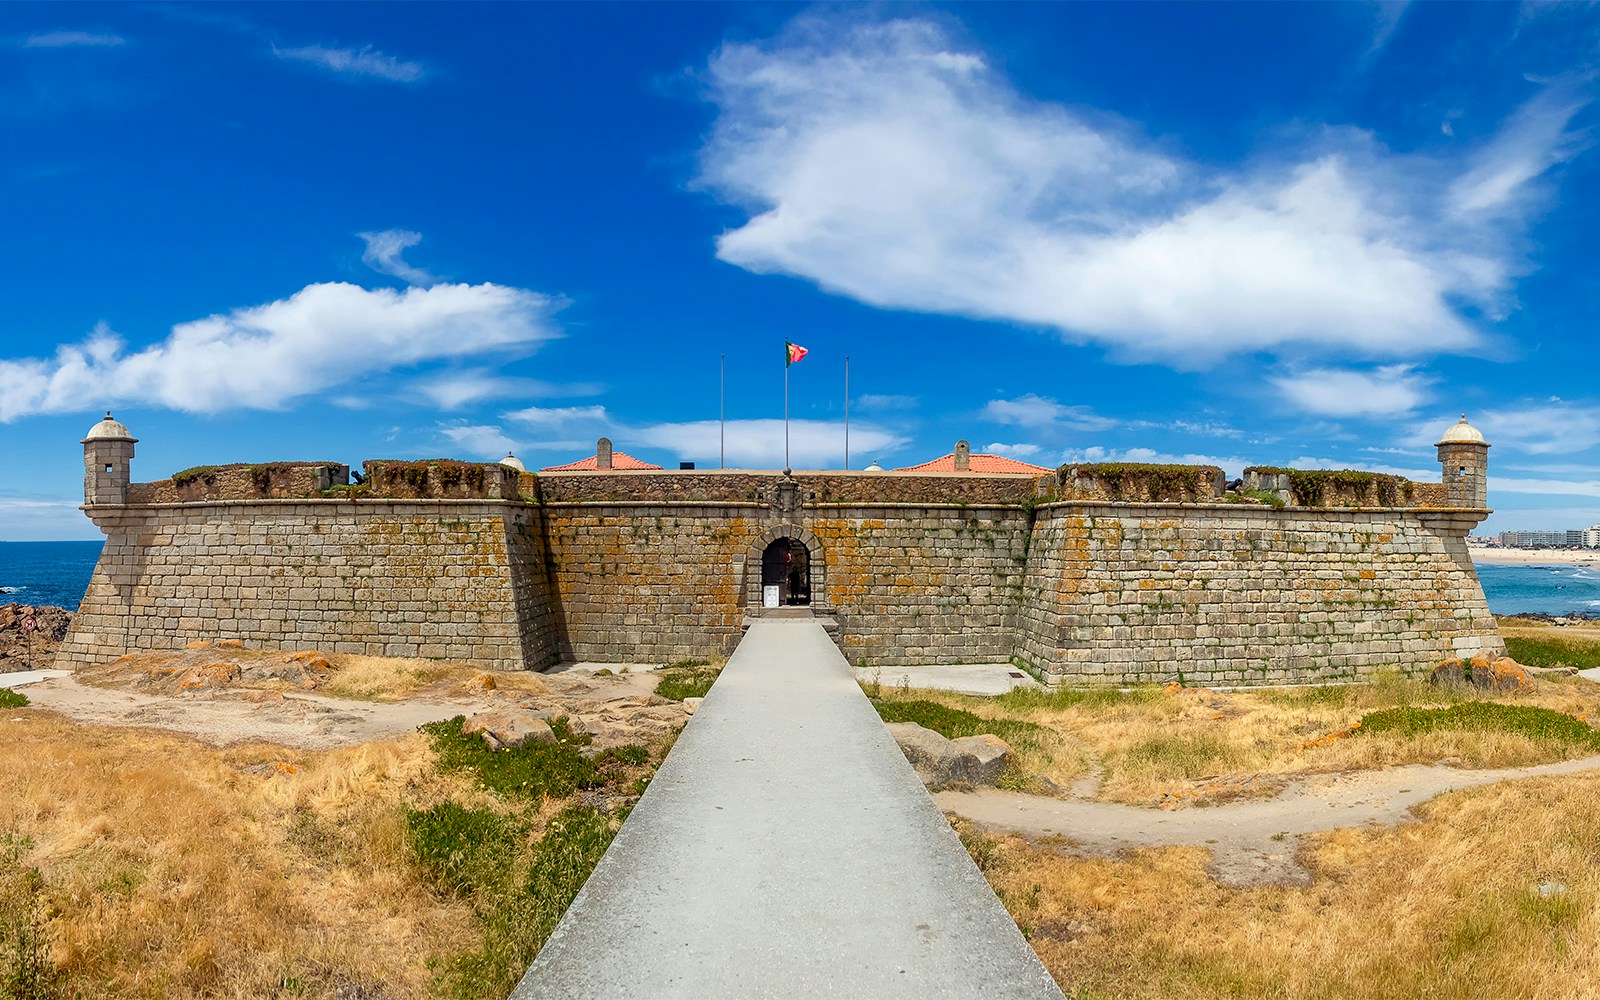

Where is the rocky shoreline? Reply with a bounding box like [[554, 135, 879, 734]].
[[0, 603, 72, 670]]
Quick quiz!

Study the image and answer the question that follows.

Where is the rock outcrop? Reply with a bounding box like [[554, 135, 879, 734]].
[[887, 722, 1012, 788], [0, 604, 72, 670]]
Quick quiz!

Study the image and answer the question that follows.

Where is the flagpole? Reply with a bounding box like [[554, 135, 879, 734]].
[[844, 355, 850, 471], [720, 354, 725, 470], [784, 351, 790, 476]]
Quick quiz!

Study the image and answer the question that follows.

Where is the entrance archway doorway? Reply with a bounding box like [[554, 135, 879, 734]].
[[761, 537, 811, 606]]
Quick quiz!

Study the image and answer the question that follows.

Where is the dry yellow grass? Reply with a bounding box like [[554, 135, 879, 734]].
[[882, 669, 1600, 804], [963, 770, 1600, 1000], [0, 708, 491, 999], [316, 653, 547, 702]]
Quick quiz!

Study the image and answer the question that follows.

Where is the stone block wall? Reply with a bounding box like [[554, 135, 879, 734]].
[[56, 501, 558, 671], [809, 506, 1030, 666], [538, 504, 763, 663], [1013, 503, 1503, 686]]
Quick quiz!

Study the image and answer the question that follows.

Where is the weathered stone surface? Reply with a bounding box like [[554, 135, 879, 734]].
[[1430, 658, 1467, 687], [948, 734, 1012, 785], [59, 466, 1504, 686], [1472, 655, 1532, 693], [462, 709, 555, 750], [889, 723, 1012, 787]]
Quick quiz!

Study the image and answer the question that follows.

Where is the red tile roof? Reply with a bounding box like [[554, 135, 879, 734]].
[[540, 451, 663, 472], [894, 453, 1054, 474]]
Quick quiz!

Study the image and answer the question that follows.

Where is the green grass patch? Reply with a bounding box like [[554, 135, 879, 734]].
[[0, 690, 27, 709], [994, 684, 1162, 713], [1355, 703, 1600, 750], [1504, 635, 1600, 670], [411, 804, 617, 1000], [1120, 733, 1243, 779], [419, 716, 649, 801], [655, 664, 720, 702], [873, 698, 1049, 748]]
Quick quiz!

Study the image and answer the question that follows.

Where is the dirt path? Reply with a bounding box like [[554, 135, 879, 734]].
[[18, 672, 489, 749], [935, 754, 1600, 887]]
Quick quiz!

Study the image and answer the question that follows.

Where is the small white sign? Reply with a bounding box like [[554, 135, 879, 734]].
[[762, 585, 780, 608]]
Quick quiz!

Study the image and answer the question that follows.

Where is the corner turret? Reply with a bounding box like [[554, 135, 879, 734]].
[[82, 412, 137, 506], [1436, 415, 1489, 509]]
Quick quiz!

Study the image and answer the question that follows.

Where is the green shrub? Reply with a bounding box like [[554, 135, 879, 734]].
[[873, 699, 1048, 748], [0, 691, 27, 710], [1355, 703, 1600, 750], [1504, 635, 1600, 670], [655, 666, 720, 702]]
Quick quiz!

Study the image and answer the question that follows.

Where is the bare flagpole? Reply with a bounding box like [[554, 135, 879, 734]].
[[844, 356, 850, 470], [720, 354, 725, 470]]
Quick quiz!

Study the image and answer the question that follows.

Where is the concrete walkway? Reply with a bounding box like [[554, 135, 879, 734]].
[[510, 620, 1063, 1000]]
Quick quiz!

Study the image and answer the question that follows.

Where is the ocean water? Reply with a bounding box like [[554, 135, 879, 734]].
[[1473, 562, 1600, 617], [0, 541, 104, 611], [1, 539, 1597, 618]]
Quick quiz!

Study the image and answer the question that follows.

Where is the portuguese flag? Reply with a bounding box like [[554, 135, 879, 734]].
[[786, 341, 809, 366]]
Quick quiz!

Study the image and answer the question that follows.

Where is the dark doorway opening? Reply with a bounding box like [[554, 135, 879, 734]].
[[760, 537, 811, 606]]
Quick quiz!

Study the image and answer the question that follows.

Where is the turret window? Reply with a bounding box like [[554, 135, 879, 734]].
[[105, 464, 113, 473]]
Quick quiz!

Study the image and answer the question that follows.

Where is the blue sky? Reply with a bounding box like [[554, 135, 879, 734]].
[[2, 1, 1598, 541]]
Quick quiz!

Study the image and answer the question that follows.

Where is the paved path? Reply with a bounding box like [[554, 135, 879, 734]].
[[937, 752, 1600, 887], [511, 620, 1063, 1000]]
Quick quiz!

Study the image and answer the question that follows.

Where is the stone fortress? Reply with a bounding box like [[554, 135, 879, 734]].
[[58, 414, 1505, 687]]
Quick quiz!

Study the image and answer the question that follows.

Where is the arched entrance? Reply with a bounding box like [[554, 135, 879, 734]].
[[743, 525, 826, 612], [761, 537, 811, 606]]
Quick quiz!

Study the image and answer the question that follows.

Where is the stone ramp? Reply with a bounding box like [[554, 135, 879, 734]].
[[510, 620, 1063, 1000]]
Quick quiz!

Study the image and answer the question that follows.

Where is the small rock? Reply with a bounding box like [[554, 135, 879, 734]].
[[216, 639, 245, 650], [1474, 657, 1532, 693], [887, 723, 1011, 788], [1429, 658, 1466, 687], [185, 641, 213, 650], [683, 696, 704, 715], [462, 708, 556, 750]]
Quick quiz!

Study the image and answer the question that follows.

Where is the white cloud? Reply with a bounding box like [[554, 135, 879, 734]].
[[415, 369, 604, 410], [359, 229, 435, 285], [22, 31, 126, 48], [982, 394, 1116, 431], [439, 422, 519, 458], [274, 44, 425, 83], [1475, 402, 1600, 454], [633, 419, 906, 469], [855, 393, 918, 411], [982, 442, 1041, 458], [697, 17, 1586, 366], [1447, 85, 1589, 221], [505, 404, 611, 426], [0, 282, 561, 420], [1270, 364, 1433, 417], [1488, 476, 1600, 498]]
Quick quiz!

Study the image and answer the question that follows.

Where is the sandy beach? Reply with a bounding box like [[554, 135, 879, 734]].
[[1471, 547, 1600, 568]]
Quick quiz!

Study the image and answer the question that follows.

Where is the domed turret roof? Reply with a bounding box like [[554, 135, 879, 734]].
[[1436, 415, 1487, 447], [499, 452, 527, 472], [82, 412, 136, 443]]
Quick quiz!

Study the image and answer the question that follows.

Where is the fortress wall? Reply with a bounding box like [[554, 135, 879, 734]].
[[534, 502, 1031, 667], [539, 504, 764, 663], [56, 501, 559, 671], [808, 506, 1031, 666], [1014, 504, 1504, 687]]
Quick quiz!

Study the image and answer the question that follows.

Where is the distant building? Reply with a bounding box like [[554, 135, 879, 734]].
[[1586, 525, 1600, 549], [542, 437, 663, 472], [895, 439, 1052, 474], [1500, 529, 1588, 549]]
